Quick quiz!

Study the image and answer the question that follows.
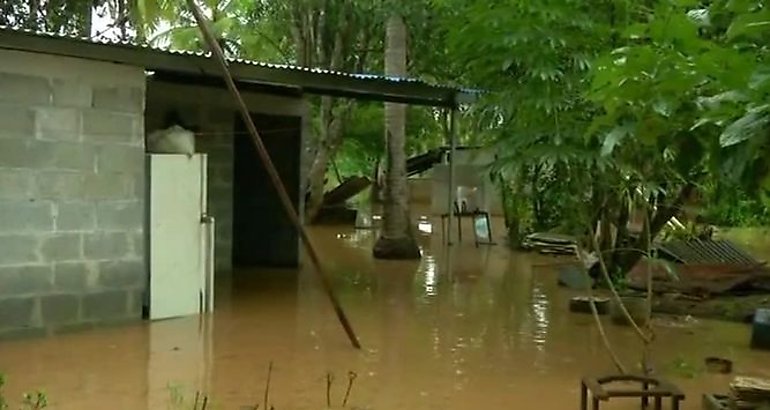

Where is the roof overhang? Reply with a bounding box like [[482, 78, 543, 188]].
[[0, 27, 478, 108]]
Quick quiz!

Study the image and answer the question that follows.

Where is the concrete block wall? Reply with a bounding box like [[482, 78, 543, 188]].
[[0, 50, 146, 339], [145, 80, 308, 272]]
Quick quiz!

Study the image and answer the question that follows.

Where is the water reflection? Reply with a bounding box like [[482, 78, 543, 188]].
[[421, 254, 438, 298], [0, 218, 768, 410]]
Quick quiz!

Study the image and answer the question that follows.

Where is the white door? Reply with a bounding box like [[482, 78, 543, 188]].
[[148, 154, 207, 320]]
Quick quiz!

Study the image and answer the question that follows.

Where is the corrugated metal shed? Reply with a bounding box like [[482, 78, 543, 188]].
[[0, 25, 479, 107]]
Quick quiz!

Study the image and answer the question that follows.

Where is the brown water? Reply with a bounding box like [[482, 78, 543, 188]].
[[1, 219, 769, 409]]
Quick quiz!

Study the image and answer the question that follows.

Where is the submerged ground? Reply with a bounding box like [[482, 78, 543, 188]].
[[0, 217, 769, 409]]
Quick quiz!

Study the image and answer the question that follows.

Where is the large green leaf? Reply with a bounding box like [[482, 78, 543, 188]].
[[601, 124, 633, 156], [719, 104, 770, 147]]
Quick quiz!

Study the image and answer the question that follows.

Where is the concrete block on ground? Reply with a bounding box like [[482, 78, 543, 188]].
[[52, 78, 92, 108], [0, 265, 53, 297], [82, 290, 128, 321], [35, 107, 80, 141], [55, 201, 96, 231], [97, 259, 144, 289], [0, 73, 51, 105], [0, 169, 34, 199], [40, 294, 81, 324], [0, 297, 38, 329], [0, 234, 41, 265], [92, 86, 144, 113], [83, 231, 131, 260], [96, 200, 143, 230], [95, 144, 144, 174], [0, 200, 53, 232], [0, 103, 35, 138], [53, 262, 92, 292], [82, 110, 139, 144], [35, 171, 85, 200], [40, 233, 83, 263]]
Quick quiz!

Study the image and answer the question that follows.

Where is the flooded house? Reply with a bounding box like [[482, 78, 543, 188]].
[[0, 26, 472, 339]]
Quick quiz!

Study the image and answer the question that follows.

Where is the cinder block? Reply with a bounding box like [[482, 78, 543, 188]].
[[35, 171, 85, 200], [0, 169, 34, 199], [40, 233, 82, 263], [0, 73, 51, 105], [129, 230, 145, 256], [52, 78, 92, 108], [82, 110, 139, 144], [82, 173, 132, 200], [0, 326, 47, 341], [96, 200, 142, 230], [209, 167, 233, 188], [97, 259, 144, 289], [35, 107, 80, 141], [0, 139, 36, 168], [83, 231, 131, 260], [53, 262, 92, 291], [130, 172, 145, 199], [40, 294, 80, 324], [95, 144, 144, 174], [0, 265, 53, 297], [0, 103, 35, 138], [0, 200, 53, 232], [127, 288, 145, 318], [37, 141, 96, 171], [92, 86, 144, 113], [82, 290, 128, 321], [55, 201, 96, 231], [0, 140, 95, 171], [205, 145, 233, 161], [0, 297, 38, 328], [0, 234, 41, 265], [51, 322, 93, 335]]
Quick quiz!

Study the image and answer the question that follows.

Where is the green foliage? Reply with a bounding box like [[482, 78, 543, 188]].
[[0, 374, 48, 410]]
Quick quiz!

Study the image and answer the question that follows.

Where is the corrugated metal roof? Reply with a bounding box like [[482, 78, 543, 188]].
[[657, 239, 760, 265], [0, 24, 464, 92]]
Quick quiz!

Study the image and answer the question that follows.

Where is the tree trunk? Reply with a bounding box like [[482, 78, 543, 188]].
[[81, 1, 93, 37], [373, 14, 420, 260], [118, 0, 128, 40], [27, 0, 39, 29], [306, 97, 348, 221], [607, 183, 697, 277]]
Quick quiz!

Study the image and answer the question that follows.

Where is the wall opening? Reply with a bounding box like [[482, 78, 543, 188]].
[[232, 113, 302, 269]]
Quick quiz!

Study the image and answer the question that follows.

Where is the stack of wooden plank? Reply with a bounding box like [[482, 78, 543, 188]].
[[729, 376, 770, 409], [521, 232, 576, 255]]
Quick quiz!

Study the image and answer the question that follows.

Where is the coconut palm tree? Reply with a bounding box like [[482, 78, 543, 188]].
[[373, 14, 421, 260]]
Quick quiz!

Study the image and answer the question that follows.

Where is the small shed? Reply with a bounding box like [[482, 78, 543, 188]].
[[0, 26, 474, 338]]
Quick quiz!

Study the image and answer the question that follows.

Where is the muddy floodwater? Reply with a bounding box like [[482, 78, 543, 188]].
[[1, 219, 769, 409]]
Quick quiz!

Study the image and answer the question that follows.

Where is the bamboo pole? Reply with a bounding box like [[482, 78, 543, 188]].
[[185, 0, 361, 349]]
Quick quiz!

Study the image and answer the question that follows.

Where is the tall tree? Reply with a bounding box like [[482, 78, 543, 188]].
[[373, 13, 421, 260]]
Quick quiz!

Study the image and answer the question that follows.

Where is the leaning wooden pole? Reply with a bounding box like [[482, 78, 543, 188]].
[[185, 0, 361, 349]]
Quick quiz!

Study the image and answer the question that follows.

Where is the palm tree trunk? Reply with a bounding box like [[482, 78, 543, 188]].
[[373, 14, 420, 260]]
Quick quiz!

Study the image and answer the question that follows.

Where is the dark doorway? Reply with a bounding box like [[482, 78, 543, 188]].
[[232, 113, 302, 268]]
